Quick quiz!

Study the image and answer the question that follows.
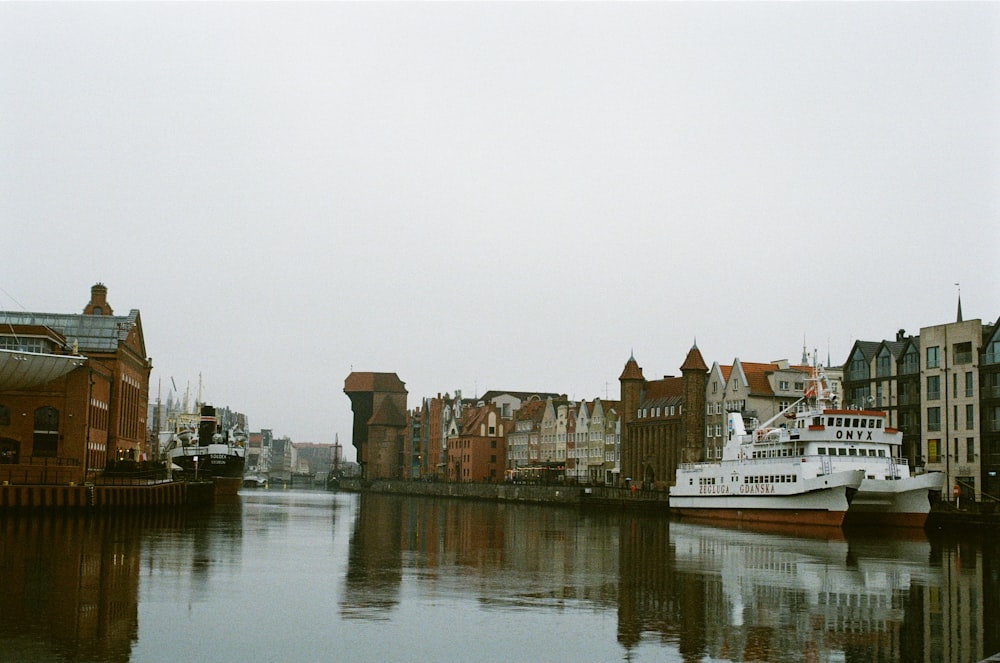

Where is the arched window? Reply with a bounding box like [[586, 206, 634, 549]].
[[33, 406, 59, 458]]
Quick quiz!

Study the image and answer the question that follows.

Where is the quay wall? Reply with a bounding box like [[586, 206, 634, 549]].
[[0, 480, 215, 510], [336, 480, 1000, 529], [337, 479, 671, 510]]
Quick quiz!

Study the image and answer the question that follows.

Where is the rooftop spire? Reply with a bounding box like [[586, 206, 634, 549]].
[[956, 282, 963, 322]]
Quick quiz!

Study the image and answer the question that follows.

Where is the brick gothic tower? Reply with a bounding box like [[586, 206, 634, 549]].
[[618, 353, 644, 486], [680, 342, 709, 463]]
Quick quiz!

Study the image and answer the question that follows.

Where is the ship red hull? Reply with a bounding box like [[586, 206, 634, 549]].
[[672, 506, 848, 528]]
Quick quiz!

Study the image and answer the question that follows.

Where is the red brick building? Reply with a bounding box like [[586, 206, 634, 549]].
[[0, 284, 152, 484], [619, 344, 708, 490], [447, 403, 506, 482]]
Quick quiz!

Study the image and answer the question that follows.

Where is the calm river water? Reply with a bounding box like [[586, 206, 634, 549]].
[[1, 489, 998, 663]]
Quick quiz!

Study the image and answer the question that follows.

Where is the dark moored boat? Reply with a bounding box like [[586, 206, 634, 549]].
[[166, 405, 246, 495]]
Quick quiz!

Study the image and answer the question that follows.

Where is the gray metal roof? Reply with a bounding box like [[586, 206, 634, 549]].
[[0, 309, 140, 353]]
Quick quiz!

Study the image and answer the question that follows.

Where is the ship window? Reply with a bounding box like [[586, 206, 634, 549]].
[[818, 447, 826, 454], [835, 418, 843, 427], [860, 419, 867, 428], [849, 449, 857, 456], [827, 417, 835, 426], [868, 450, 876, 457], [878, 450, 886, 457], [838, 448, 847, 456], [852, 418, 860, 427], [875, 420, 883, 429]]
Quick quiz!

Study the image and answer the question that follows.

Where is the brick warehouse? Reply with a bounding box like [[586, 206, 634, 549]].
[[0, 284, 152, 485]]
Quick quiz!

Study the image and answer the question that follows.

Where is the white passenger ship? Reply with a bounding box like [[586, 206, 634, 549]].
[[781, 367, 942, 528], [671, 406, 864, 527], [671, 365, 942, 528]]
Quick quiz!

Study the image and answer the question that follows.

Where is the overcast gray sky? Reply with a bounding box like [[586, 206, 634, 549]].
[[2, 3, 998, 458]]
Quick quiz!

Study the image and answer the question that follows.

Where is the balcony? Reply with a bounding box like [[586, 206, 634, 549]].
[[954, 351, 973, 364]]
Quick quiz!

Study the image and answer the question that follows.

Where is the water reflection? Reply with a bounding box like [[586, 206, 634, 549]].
[[0, 511, 181, 663], [665, 522, 935, 662], [340, 494, 624, 622], [340, 494, 998, 662], [1, 492, 998, 662]]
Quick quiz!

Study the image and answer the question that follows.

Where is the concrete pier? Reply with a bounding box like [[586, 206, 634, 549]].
[[0, 480, 213, 510]]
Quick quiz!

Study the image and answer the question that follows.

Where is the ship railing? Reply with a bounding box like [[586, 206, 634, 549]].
[[817, 452, 907, 466], [821, 454, 908, 479], [679, 455, 824, 471]]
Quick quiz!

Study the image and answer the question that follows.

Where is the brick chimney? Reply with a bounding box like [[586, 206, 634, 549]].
[[84, 283, 114, 316]]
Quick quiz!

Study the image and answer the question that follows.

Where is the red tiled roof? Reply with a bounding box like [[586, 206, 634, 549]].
[[344, 372, 407, 394], [515, 399, 547, 422], [460, 404, 499, 436], [680, 345, 708, 372], [619, 356, 644, 380], [644, 377, 683, 401], [737, 362, 774, 396]]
